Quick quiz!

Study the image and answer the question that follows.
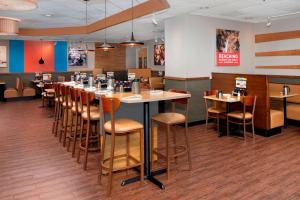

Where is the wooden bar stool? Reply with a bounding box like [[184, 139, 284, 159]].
[[151, 89, 192, 180], [98, 96, 144, 197], [204, 90, 226, 134], [53, 83, 64, 137], [77, 90, 101, 170], [227, 96, 257, 140], [59, 85, 73, 146], [41, 83, 54, 107]]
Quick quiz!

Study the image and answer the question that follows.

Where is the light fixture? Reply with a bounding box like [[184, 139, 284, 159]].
[[266, 11, 300, 27], [0, 17, 20, 35], [98, 0, 114, 51], [44, 14, 52, 17], [38, 39, 45, 65], [152, 14, 158, 25], [120, 0, 144, 47], [266, 17, 272, 27], [0, 0, 37, 11]]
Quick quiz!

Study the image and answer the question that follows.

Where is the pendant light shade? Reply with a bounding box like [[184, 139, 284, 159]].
[[0, 17, 20, 35], [120, 0, 144, 47], [98, 0, 114, 51], [38, 40, 44, 65], [0, 0, 38, 11]]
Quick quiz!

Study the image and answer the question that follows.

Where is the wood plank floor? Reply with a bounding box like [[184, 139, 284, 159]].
[[0, 99, 299, 200]]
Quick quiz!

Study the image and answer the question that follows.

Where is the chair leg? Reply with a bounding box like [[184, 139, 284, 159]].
[[107, 133, 115, 197], [72, 113, 79, 157], [55, 103, 61, 137], [252, 119, 255, 140], [171, 126, 177, 164], [77, 118, 84, 163], [59, 107, 66, 143], [243, 121, 246, 140], [227, 116, 230, 136], [63, 108, 69, 147], [150, 120, 154, 170], [166, 125, 170, 180], [184, 121, 192, 170], [140, 129, 144, 185], [205, 113, 208, 130], [67, 112, 74, 152], [98, 133, 106, 184], [52, 101, 58, 134], [126, 133, 130, 176], [83, 119, 91, 170], [217, 114, 220, 134]]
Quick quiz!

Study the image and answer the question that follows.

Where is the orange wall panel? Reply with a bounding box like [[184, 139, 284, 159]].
[[24, 41, 54, 72]]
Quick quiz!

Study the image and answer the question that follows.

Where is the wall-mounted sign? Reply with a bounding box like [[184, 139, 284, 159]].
[[0, 46, 7, 68], [154, 44, 165, 66], [216, 29, 240, 66]]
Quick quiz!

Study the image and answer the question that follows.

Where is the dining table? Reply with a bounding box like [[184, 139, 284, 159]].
[[269, 93, 299, 128], [203, 95, 241, 113], [63, 82, 191, 189]]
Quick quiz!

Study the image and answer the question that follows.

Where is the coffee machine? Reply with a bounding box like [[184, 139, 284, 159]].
[[233, 77, 247, 96]]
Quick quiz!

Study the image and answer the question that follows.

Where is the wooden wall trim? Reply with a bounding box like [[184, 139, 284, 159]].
[[255, 30, 300, 43], [255, 49, 300, 57], [256, 65, 300, 69], [164, 76, 210, 81], [19, 0, 170, 36]]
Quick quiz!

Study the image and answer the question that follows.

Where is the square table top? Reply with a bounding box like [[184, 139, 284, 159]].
[[269, 93, 299, 99], [203, 95, 241, 103]]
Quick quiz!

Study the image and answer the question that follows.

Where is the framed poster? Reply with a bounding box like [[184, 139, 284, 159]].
[[0, 46, 7, 68], [68, 47, 87, 67], [154, 44, 165, 66], [216, 29, 240, 66]]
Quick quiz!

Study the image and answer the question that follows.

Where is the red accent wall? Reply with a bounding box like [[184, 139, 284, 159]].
[[24, 41, 54, 72]]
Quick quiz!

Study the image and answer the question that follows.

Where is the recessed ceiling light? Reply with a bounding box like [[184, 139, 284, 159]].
[[198, 6, 210, 10], [44, 14, 52, 17]]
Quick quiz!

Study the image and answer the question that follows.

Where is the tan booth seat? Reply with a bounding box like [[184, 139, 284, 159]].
[[270, 109, 284, 129], [269, 83, 300, 121], [4, 77, 21, 98], [149, 77, 164, 90], [20, 79, 36, 97]]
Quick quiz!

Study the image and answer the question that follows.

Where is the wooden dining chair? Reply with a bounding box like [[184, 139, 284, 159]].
[[98, 96, 144, 197], [227, 96, 257, 140], [150, 89, 192, 180], [203, 90, 226, 133], [77, 90, 101, 170]]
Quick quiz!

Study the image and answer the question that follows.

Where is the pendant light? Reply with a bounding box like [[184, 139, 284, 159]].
[[97, 0, 114, 51], [82, 0, 94, 52], [38, 40, 44, 64], [120, 0, 144, 47]]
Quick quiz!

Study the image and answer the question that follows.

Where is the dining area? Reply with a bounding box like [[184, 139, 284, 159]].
[[1, 0, 300, 199]]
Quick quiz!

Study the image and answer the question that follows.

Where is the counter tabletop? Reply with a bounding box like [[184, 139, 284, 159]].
[[269, 93, 299, 99], [204, 95, 241, 103]]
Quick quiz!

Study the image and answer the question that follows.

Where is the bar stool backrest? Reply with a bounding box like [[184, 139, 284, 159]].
[[168, 89, 190, 119], [100, 96, 121, 135], [80, 90, 96, 120], [70, 88, 80, 112]]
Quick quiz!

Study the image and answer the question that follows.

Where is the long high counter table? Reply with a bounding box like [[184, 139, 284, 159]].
[[63, 82, 191, 189]]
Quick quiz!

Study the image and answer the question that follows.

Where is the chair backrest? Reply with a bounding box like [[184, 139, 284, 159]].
[[70, 88, 81, 111], [204, 90, 218, 96], [149, 77, 164, 90], [100, 96, 121, 135], [80, 90, 96, 120], [168, 89, 189, 118], [241, 95, 257, 115], [203, 90, 219, 111]]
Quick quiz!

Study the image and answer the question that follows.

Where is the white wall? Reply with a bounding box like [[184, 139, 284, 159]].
[[254, 17, 300, 76], [125, 40, 165, 71], [165, 15, 255, 78]]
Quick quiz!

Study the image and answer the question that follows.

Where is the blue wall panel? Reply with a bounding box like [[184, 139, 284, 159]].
[[9, 40, 24, 72], [54, 41, 68, 72]]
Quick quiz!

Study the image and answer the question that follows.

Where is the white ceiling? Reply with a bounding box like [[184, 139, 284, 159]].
[[1, 0, 300, 42]]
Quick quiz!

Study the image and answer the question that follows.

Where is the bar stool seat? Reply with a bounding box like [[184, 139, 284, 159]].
[[227, 111, 253, 119], [152, 112, 185, 125], [207, 107, 226, 114], [71, 105, 98, 113], [81, 111, 100, 120], [104, 118, 143, 134]]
